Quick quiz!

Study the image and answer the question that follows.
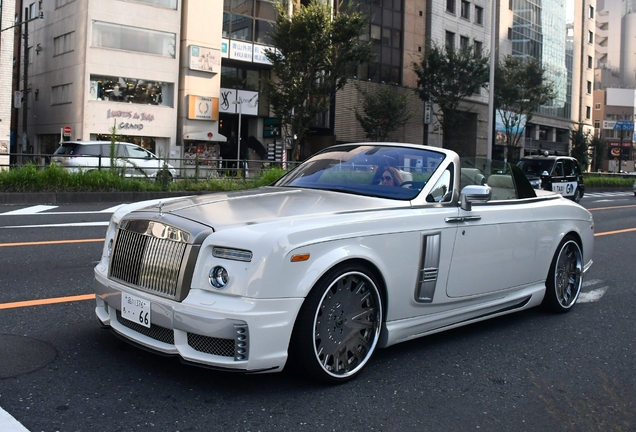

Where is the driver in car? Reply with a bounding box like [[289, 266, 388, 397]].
[[378, 166, 404, 186]]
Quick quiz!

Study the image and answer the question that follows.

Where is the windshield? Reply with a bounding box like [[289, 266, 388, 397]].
[[273, 144, 446, 200], [517, 159, 555, 177]]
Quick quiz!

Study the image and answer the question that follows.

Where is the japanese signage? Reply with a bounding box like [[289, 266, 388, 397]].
[[229, 40, 253, 62], [253, 44, 272, 65], [221, 39, 229, 58]]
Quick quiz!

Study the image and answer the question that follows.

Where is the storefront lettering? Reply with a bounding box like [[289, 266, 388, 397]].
[[107, 109, 155, 122], [119, 122, 144, 131]]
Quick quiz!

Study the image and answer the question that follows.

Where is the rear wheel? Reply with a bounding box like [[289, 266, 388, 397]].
[[542, 236, 582, 313], [289, 264, 383, 384]]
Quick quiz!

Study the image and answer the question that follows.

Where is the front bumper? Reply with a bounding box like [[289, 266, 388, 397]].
[[94, 266, 304, 373]]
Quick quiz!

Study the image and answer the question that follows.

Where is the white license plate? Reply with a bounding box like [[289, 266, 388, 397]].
[[121, 293, 151, 328]]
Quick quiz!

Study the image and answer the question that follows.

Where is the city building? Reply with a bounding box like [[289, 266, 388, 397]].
[[1, 0, 599, 166], [496, 0, 595, 159], [595, 0, 636, 88], [592, 87, 636, 171]]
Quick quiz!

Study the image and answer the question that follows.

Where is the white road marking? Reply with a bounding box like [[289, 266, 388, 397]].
[[0, 221, 109, 229], [582, 279, 602, 287], [1, 205, 57, 215], [0, 406, 30, 431], [100, 204, 126, 213], [577, 287, 609, 303]]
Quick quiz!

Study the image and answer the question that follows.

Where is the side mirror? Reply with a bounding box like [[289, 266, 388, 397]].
[[460, 185, 492, 211]]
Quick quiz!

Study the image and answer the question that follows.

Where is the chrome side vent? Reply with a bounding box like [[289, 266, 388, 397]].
[[415, 233, 441, 303]]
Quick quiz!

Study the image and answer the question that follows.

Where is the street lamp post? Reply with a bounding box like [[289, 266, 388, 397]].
[[486, 0, 497, 160]]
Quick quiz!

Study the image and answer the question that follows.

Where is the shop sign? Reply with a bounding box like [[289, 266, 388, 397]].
[[221, 39, 229, 58], [603, 120, 616, 129], [187, 95, 219, 121], [253, 44, 272, 65], [219, 88, 258, 115], [189, 45, 221, 73], [106, 109, 156, 131], [229, 40, 253, 62]]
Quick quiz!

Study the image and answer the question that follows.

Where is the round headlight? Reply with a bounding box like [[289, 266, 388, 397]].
[[209, 266, 229, 289]]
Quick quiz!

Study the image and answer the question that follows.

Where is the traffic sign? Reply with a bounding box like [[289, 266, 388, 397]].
[[63, 125, 71, 137], [613, 121, 634, 131]]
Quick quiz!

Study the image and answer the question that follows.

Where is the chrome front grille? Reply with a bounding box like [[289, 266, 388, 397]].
[[109, 219, 193, 301]]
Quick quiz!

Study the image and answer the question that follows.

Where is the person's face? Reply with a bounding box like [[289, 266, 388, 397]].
[[380, 170, 394, 186]]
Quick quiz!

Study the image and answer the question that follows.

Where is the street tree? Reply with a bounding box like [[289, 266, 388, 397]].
[[590, 134, 606, 172], [263, 0, 372, 159], [570, 124, 591, 171], [354, 84, 413, 141], [413, 43, 489, 150], [494, 56, 556, 161]]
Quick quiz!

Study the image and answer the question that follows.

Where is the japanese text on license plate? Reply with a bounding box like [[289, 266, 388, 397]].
[[121, 293, 151, 328]]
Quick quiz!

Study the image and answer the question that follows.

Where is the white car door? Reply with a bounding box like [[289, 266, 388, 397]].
[[445, 180, 538, 298], [125, 145, 160, 177]]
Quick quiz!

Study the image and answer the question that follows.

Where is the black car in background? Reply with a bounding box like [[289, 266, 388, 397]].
[[517, 155, 584, 203]]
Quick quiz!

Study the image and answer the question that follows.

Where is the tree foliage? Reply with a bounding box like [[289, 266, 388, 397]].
[[263, 0, 372, 158], [494, 56, 556, 161], [413, 43, 489, 149], [570, 124, 591, 171], [354, 84, 413, 141], [589, 134, 606, 172]]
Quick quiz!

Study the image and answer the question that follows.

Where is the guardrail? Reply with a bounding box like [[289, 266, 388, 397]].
[[0, 153, 298, 180]]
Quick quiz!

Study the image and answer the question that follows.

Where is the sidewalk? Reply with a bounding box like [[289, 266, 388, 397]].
[[0, 191, 208, 205]]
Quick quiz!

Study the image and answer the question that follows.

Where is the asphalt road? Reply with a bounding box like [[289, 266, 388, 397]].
[[0, 191, 635, 431]]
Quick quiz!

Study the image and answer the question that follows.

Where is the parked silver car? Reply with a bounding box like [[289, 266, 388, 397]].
[[51, 141, 176, 178]]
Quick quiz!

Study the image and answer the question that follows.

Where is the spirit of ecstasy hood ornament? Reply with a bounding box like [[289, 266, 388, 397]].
[[156, 200, 164, 217]]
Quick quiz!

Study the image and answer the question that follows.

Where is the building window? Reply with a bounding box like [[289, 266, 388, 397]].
[[445, 31, 455, 50], [587, 55, 593, 69], [475, 6, 483, 24], [460, 36, 469, 53], [134, 0, 177, 8], [461, 0, 470, 19], [587, 81, 592, 94], [595, 103, 601, 109], [594, 120, 600, 128], [508, 27, 512, 40], [52, 84, 72, 105], [446, 0, 455, 14], [55, 0, 76, 8], [589, 5, 594, 18], [89, 74, 174, 107], [92, 21, 176, 58], [588, 30, 593, 43], [54, 32, 74, 56], [474, 40, 483, 58], [586, 106, 591, 119]]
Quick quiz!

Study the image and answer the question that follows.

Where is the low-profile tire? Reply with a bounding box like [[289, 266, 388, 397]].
[[289, 264, 383, 384], [542, 236, 583, 313], [573, 188, 582, 203]]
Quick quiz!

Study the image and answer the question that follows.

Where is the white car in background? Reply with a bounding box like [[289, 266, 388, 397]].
[[51, 140, 176, 179], [94, 143, 594, 383]]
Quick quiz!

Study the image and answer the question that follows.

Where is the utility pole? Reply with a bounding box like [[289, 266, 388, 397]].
[[0, 7, 43, 161]]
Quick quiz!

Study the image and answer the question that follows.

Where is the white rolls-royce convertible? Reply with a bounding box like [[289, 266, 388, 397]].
[[94, 143, 594, 383]]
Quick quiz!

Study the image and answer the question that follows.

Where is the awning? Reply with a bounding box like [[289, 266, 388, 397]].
[[183, 131, 227, 142]]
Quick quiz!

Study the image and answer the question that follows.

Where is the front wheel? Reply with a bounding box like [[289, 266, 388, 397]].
[[289, 264, 383, 384], [542, 236, 583, 313]]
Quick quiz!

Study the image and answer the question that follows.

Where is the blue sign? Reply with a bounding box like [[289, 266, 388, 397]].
[[614, 121, 634, 131]]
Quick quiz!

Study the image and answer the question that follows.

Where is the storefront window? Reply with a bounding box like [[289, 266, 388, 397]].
[[89, 74, 174, 107], [92, 21, 176, 58]]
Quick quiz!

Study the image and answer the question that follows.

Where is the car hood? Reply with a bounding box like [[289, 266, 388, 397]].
[[133, 187, 405, 230]]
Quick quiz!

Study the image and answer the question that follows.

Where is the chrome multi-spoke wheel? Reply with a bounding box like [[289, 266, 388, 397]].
[[543, 236, 582, 313], [290, 265, 383, 383]]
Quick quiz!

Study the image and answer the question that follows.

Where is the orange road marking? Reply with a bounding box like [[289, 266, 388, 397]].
[[588, 204, 636, 211], [595, 227, 636, 237], [0, 294, 95, 310], [0, 238, 105, 247]]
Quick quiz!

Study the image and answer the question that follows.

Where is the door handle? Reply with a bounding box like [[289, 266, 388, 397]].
[[444, 216, 482, 223]]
